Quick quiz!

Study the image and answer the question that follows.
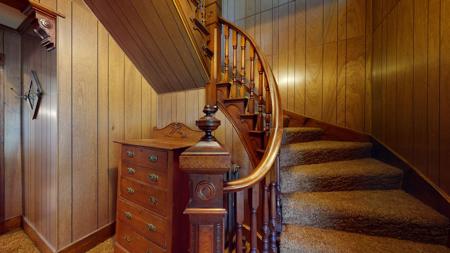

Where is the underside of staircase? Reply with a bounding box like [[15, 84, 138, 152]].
[[278, 122, 450, 253]]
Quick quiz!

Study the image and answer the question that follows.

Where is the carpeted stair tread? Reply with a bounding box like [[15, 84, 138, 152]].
[[280, 225, 450, 253], [280, 141, 372, 167], [282, 190, 449, 244], [280, 158, 403, 193], [282, 127, 323, 144]]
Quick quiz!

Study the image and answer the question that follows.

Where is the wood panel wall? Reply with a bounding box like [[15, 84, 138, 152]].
[[372, 0, 450, 195], [222, 0, 372, 133], [21, 0, 158, 250], [0, 28, 22, 223], [157, 89, 252, 175]]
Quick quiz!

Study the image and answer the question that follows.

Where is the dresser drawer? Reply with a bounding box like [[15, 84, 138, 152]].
[[122, 145, 168, 170], [116, 221, 166, 253], [121, 162, 168, 189], [118, 198, 168, 248], [120, 178, 167, 216]]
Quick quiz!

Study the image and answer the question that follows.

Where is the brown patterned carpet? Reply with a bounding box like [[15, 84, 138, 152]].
[[0, 229, 114, 253]]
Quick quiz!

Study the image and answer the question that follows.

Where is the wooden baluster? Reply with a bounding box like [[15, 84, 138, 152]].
[[262, 182, 270, 253], [231, 30, 238, 98], [256, 61, 264, 131], [248, 46, 256, 114], [223, 24, 230, 82], [235, 191, 244, 253], [270, 182, 277, 253], [275, 155, 282, 233], [264, 74, 272, 132], [240, 36, 246, 96], [249, 185, 259, 253]]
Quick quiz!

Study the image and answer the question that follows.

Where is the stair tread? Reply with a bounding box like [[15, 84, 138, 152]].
[[280, 158, 403, 193], [282, 127, 323, 144], [280, 141, 372, 167], [282, 190, 449, 244], [281, 225, 450, 253]]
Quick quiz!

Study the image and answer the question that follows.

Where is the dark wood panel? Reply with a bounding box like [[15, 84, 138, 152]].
[[83, 0, 209, 93], [372, 0, 450, 196]]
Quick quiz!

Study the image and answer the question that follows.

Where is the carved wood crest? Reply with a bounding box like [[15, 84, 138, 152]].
[[152, 122, 203, 142]]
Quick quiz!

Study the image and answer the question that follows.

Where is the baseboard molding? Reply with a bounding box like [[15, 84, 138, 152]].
[[283, 110, 370, 142], [23, 217, 115, 253], [23, 217, 56, 253], [0, 215, 22, 235], [59, 222, 115, 253], [284, 109, 450, 221], [371, 137, 450, 219]]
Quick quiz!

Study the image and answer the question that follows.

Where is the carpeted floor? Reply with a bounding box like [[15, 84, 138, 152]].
[[0, 229, 114, 253]]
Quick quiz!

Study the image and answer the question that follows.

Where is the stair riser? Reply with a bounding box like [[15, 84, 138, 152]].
[[282, 210, 448, 245], [282, 131, 322, 144], [280, 174, 403, 193], [280, 147, 372, 167]]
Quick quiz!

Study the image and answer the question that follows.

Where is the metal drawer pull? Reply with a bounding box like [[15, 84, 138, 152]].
[[147, 223, 157, 232], [149, 196, 158, 205], [127, 167, 136, 174], [127, 187, 135, 194], [123, 235, 132, 243], [126, 151, 135, 158], [124, 211, 132, 220], [148, 173, 159, 182], [148, 155, 158, 162]]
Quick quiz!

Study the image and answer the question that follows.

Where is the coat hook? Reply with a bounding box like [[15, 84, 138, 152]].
[[10, 87, 29, 100]]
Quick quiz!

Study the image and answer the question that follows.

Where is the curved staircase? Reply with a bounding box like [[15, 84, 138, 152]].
[[278, 125, 450, 252]]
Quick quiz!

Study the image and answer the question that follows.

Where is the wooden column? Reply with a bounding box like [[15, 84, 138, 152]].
[[205, 0, 222, 106], [180, 105, 231, 253]]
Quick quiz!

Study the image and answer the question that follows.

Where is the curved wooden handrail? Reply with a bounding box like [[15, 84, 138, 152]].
[[219, 17, 283, 193]]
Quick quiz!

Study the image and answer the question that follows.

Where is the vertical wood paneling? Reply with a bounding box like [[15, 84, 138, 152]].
[[372, 0, 450, 195], [72, 0, 98, 240], [440, 0, 450, 193], [3, 30, 21, 220], [427, 0, 440, 183], [97, 23, 109, 227], [56, 0, 72, 246], [21, 0, 159, 250], [225, 0, 371, 132]]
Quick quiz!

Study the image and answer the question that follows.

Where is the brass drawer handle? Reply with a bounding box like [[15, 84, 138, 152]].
[[126, 151, 135, 158], [124, 211, 132, 220], [127, 187, 135, 194], [127, 167, 136, 175], [148, 173, 159, 183], [123, 235, 132, 243], [147, 223, 157, 232], [148, 155, 158, 162], [149, 196, 158, 205]]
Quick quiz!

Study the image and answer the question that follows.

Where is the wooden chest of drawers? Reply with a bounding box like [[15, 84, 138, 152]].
[[114, 136, 198, 253]]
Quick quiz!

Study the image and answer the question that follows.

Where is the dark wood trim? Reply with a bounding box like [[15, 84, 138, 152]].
[[23, 217, 55, 253], [0, 215, 22, 235], [371, 137, 450, 219], [23, 218, 114, 253], [59, 222, 115, 253], [0, 38, 4, 223], [283, 110, 371, 142]]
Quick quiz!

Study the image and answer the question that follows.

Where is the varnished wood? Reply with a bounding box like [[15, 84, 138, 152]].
[[372, 0, 450, 195], [0, 215, 21, 235], [115, 133, 192, 253], [58, 223, 115, 253], [84, 0, 209, 93]]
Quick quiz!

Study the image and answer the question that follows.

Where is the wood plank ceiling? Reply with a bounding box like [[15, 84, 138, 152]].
[[84, 0, 209, 93]]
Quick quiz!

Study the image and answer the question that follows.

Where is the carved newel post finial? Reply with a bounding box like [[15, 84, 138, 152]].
[[197, 105, 220, 141], [180, 104, 230, 253]]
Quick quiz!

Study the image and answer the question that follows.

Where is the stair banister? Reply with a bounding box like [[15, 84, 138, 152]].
[[218, 17, 283, 192], [180, 2, 283, 251]]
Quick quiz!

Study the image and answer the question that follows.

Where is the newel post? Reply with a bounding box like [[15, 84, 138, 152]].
[[180, 105, 230, 253]]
